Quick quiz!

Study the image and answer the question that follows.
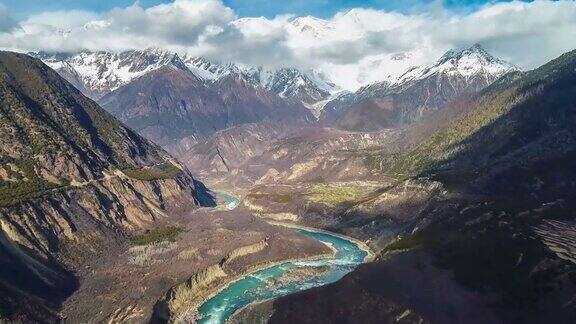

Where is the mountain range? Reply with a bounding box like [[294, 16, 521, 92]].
[[32, 49, 328, 150], [319, 44, 519, 130], [3, 31, 576, 324], [31, 44, 518, 157], [31, 49, 339, 104]]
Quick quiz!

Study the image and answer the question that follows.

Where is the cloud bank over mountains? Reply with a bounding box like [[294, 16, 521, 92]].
[[1, 0, 575, 90]]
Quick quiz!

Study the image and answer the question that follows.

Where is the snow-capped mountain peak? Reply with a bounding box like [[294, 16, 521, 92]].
[[288, 16, 333, 38], [32, 49, 339, 107], [181, 55, 230, 81], [32, 48, 188, 98], [398, 44, 518, 84]]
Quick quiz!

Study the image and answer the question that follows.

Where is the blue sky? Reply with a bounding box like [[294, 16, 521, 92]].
[[2, 0, 521, 19], [224, 0, 503, 17]]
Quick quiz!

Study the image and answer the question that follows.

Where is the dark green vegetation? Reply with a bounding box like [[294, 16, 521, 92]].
[[0, 159, 67, 207], [247, 193, 294, 204], [122, 162, 182, 181], [306, 184, 377, 206], [131, 226, 183, 246], [0, 51, 173, 207]]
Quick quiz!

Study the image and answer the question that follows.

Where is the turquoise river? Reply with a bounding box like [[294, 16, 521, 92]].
[[197, 196, 369, 324]]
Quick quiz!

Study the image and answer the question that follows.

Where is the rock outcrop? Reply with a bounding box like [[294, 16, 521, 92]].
[[152, 239, 268, 322]]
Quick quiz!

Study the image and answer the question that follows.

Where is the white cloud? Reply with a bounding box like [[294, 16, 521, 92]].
[[1, 0, 576, 90], [430, 0, 576, 68], [23, 10, 99, 30], [0, 0, 237, 52]]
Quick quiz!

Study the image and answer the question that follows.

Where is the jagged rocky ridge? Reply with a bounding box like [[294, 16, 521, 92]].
[[31, 49, 338, 105], [0, 51, 214, 322], [320, 44, 518, 131]]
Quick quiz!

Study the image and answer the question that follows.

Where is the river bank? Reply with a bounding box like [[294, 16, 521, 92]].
[[266, 220, 376, 262], [194, 226, 369, 323], [174, 250, 335, 323], [215, 191, 241, 210], [156, 192, 373, 324], [225, 222, 377, 324]]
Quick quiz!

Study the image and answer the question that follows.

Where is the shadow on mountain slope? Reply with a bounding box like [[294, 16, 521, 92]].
[[265, 50, 576, 323]]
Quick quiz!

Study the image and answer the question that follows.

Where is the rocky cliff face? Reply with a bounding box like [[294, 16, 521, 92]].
[[0, 51, 214, 322], [152, 239, 269, 322]]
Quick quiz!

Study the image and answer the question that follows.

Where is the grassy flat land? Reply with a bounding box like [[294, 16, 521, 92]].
[[131, 226, 184, 246], [305, 183, 378, 207]]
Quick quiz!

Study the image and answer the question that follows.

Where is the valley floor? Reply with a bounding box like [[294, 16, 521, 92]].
[[60, 206, 330, 323], [199, 172, 576, 323]]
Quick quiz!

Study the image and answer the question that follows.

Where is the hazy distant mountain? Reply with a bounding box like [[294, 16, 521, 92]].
[[320, 44, 519, 131]]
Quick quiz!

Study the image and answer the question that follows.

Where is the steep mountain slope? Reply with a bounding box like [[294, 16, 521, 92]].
[[99, 64, 313, 150], [321, 44, 518, 131], [266, 49, 576, 323], [183, 123, 292, 176], [98, 65, 226, 147], [213, 72, 314, 122], [0, 51, 213, 322]]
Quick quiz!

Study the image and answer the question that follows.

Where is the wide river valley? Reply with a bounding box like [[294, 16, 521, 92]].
[[199, 194, 368, 323]]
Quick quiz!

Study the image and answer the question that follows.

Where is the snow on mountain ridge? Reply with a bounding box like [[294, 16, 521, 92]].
[[288, 16, 333, 39], [397, 44, 518, 84], [181, 55, 230, 81], [32, 48, 339, 107], [32, 44, 515, 117], [33, 48, 187, 98]]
